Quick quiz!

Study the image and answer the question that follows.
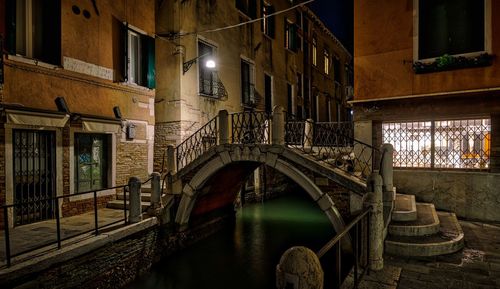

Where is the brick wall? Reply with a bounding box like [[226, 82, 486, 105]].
[[61, 195, 116, 218], [116, 141, 149, 186], [0, 126, 5, 230]]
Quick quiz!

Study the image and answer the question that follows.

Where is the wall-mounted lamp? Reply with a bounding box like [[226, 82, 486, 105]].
[[183, 52, 216, 75]]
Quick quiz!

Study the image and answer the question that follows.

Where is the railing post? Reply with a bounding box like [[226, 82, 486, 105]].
[[380, 143, 395, 206], [128, 177, 142, 223], [218, 109, 229, 144], [272, 106, 285, 145], [365, 172, 384, 271], [304, 119, 314, 148], [166, 145, 177, 174], [150, 172, 161, 209]]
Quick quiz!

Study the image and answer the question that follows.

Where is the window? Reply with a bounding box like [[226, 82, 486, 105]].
[[382, 119, 491, 170], [236, 0, 257, 18], [124, 26, 155, 88], [324, 49, 330, 74], [333, 57, 341, 82], [199, 41, 218, 97], [75, 134, 109, 193], [284, 19, 297, 51], [6, 0, 61, 65], [418, 0, 486, 59], [312, 36, 317, 66], [287, 83, 293, 113], [241, 59, 255, 106], [261, 2, 275, 38]]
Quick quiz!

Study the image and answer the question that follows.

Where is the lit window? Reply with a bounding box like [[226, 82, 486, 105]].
[[382, 119, 491, 169], [312, 36, 317, 66], [324, 49, 330, 74], [199, 41, 218, 97]]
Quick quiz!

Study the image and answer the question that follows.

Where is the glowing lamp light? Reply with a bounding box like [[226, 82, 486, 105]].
[[205, 59, 216, 69]]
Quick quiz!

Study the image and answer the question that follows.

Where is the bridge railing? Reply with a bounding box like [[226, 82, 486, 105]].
[[176, 115, 218, 171], [230, 110, 271, 144], [284, 113, 377, 180]]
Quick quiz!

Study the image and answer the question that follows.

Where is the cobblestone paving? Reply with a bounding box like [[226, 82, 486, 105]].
[[348, 220, 500, 289]]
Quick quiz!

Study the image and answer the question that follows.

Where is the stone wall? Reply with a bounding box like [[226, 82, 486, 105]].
[[4, 214, 235, 289], [394, 170, 500, 221]]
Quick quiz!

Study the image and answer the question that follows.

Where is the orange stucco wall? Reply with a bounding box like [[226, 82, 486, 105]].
[[2, 0, 155, 123], [354, 0, 500, 101]]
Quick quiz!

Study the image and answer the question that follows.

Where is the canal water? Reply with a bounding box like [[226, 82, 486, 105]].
[[126, 191, 335, 289]]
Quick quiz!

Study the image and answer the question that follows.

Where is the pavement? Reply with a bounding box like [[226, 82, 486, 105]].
[[0, 208, 125, 267], [343, 220, 500, 289]]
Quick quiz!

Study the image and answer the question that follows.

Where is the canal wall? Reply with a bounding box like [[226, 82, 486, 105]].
[[1, 213, 236, 289]]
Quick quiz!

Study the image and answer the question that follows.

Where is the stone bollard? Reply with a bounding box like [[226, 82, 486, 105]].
[[128, 177, 142, 223], [218, 109, 229, 145], [150, 172, 161, 209], [380, 143, 395, 204], [276, 246, 323, 289], [272, 106, 285, 145], [303, 119, 314, 149], [365, 172, 384, 271]]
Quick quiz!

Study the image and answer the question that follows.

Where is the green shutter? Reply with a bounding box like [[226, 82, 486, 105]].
[[121, 24, 128, 82], [5, 0, 15, 55], [144, 35, 155, 89]]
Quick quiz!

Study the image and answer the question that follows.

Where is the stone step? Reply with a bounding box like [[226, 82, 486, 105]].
[[392, 194, 417, 221], [388, 203, 440, 236], [107, 200, 150, 212], [385, 211, 464, 257], [116, 192, 152, 202]]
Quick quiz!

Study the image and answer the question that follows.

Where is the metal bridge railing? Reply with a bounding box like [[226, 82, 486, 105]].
[[285, 113, 377, 180], [176, 116, 219, 171], [1, 184, 129, 267], [316, 206, 371, 288], [230, 111, 271, 144]]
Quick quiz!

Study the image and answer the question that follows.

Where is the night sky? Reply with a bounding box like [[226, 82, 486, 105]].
[[308, 0, 354, 54]]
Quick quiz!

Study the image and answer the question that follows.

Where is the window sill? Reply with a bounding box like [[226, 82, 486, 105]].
[[7, 54, 61, 69], [413, 53, 494, 74], [118, 81, 154, 91], [199, 93, 221, 100]]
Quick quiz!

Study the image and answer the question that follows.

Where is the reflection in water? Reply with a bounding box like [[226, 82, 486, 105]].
[[126, 192, 334, 289]]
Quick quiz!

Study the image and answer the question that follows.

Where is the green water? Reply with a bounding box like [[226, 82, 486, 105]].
[[127, 192, 335, 289]]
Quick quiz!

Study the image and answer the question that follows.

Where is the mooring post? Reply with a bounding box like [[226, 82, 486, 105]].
[[128, 176, 142, 223], [365, 172, 384, 271], [150, 172, 161, 208]]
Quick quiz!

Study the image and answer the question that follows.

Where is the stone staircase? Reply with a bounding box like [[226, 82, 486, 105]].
[[385, 193, 464, 257], [107, 186, 155, 212]]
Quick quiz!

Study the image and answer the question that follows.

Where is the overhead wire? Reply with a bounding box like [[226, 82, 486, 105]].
[[157, 0, 316, 40]]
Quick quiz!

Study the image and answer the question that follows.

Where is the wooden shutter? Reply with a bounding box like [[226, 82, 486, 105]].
[[121, 24, 129, 82], [141, 35, 155, 89]]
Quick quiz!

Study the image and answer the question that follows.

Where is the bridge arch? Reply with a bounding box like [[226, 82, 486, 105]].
[[174, 146, 347, 236]]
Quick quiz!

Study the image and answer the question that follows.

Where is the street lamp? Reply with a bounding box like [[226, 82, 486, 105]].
[[183, 53, 216, 74]]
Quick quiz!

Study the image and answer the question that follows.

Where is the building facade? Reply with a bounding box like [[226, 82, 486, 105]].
[[353, 0, 500, 220], [154, 0, 353, 169], [0, 0, 156, 228]]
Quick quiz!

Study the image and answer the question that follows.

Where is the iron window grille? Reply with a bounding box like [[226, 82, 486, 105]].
[[382, 119, 491, 170]]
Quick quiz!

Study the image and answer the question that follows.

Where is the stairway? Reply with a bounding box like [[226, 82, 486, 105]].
[[385, 194, 464, 257], [107, 186, 154, 212]]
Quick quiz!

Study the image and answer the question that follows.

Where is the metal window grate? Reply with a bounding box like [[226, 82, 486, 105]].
[[382, 119, 490, 170]]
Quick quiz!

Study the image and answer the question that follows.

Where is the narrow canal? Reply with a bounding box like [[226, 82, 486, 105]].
[[126, 191, 336, 289]]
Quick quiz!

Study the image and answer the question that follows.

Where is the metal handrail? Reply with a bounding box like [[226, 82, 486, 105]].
[[316, 207, 371, 289], [1, 184, 129, 267]]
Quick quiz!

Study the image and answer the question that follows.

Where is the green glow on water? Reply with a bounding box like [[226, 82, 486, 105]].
[[127, 192, 335, 289]]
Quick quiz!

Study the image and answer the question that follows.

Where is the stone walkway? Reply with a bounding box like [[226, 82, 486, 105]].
[[0, 208, 125, 266], [344, 220, 500, 289]]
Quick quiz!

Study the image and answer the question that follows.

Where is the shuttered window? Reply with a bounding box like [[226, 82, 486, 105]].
[[122, 24, 155, 89]]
